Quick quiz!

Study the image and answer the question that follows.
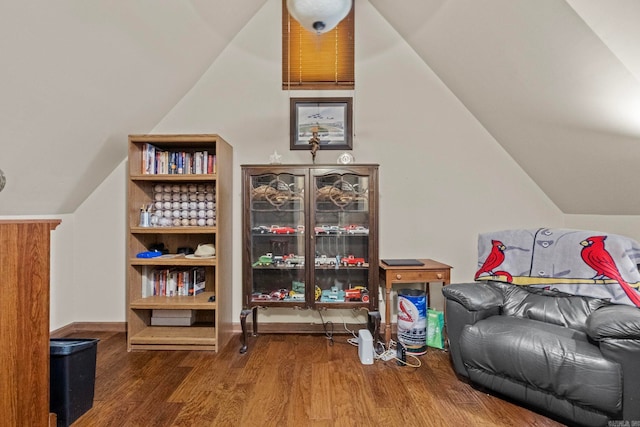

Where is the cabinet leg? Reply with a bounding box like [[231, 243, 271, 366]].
[[240, 307, 258, 354]]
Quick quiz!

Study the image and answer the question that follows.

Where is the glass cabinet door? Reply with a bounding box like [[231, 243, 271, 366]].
[[312, 171, 371, 306], [248, 171, 307, 305]]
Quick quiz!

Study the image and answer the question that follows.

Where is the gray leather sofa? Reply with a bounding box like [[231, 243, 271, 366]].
[[443, 280, 640, 426]]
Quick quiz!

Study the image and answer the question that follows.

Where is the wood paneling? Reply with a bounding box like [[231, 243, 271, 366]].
[[0, 219, 60, 426]]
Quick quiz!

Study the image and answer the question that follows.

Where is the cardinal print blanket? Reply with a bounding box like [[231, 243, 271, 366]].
[[474, 228, 640, 307]]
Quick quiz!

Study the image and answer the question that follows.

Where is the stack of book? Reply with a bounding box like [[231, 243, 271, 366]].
[[141, 266, 206, 297], [150, 309, 195, 326], [142, 143, 216, 175]]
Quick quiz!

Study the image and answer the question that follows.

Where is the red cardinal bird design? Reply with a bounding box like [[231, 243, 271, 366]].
[[580, 235, 640, 307], [475, 240, 512, 281]]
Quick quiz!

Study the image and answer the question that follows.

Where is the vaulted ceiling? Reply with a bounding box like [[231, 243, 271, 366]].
[[1, 1, 638, 215]]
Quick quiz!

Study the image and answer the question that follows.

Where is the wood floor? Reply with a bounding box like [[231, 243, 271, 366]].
[[65, 330, 565, 427]]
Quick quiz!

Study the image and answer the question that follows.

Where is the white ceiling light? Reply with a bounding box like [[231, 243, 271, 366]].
[[287, 0, 352, 34]]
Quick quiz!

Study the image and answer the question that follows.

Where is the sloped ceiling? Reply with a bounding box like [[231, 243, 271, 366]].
[[1, 0, 638, 215], [369, 0, 640, 214], [0, 0, 266, 215]]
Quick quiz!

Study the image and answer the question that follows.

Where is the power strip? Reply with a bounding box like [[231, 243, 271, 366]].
[[379, 350, 395, 361], [396, 342, 407, 366]]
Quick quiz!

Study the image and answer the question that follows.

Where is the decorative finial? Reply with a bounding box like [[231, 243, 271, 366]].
[[309, 131, 320, 163]]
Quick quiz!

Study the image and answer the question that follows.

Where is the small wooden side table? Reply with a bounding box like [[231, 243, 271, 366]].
[[379, 259, 452, 345]]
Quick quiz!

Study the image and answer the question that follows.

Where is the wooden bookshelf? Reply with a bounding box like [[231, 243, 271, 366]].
[[126, 134, 232, 351]]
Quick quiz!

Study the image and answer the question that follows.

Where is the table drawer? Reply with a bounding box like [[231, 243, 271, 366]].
[[387, 270, 448, 283]]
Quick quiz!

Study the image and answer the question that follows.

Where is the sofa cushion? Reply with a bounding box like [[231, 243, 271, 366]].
[[460, 316, 622, 415], [489, 281, 610, 333]]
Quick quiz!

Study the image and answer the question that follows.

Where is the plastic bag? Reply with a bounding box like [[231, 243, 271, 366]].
[[427, 308, 445, 349]]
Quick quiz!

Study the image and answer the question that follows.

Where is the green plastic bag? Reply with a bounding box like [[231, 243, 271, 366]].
[[427, 308, 445, 349]]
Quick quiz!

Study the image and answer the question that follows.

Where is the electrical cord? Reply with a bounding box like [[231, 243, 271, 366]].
[[374, 339, 422, 368], [317, 312, 422, 367], [317, 309, 334, 346], [338, 312, 360, 346]]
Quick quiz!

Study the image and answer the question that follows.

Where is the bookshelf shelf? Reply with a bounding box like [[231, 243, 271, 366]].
[[131, 174, 217, 182], [127, 134, 233, 352], [131, 226, 218, 234], [129, 326, 217, 347], [130, 258, 217, 267], [130, 293, 217, 309]]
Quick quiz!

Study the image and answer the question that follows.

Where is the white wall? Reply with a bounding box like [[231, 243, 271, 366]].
[[0, 158, 126, 331], [50, 214, 75, 330], [565, 215, 640, 242], [6, 1, 640, 331], [150, 0, 564, 323], [71, 160, 127, 323], [43, 0, 568, 328]]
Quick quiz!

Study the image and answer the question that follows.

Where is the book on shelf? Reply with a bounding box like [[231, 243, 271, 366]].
[[191, 267, 205, 296], [142, 266, 206, 297], [140, 143, 217, 175], [141, 266, 154, 298]]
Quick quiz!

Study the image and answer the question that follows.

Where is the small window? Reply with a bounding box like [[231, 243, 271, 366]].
[[282, 0, 355, 90]]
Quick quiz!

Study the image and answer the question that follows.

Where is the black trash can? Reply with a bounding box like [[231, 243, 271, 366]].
[[50, 338, 99, 427]]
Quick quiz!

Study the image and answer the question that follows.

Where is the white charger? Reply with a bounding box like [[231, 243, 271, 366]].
[[358, 329, 374, 365]]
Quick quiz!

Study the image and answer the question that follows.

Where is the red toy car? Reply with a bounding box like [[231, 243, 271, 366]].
[[345, 287, 369, 302], [341, 254, 365, 266], [270, 225, 296, 234]]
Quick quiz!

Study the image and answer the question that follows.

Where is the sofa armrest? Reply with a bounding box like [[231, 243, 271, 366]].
[[442, 282, 504, 311], [442, 282, 504, 378], [587, 305, 640, 340], [587, 305, 640, 421]]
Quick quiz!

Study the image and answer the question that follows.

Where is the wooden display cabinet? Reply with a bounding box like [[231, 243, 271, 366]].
[[126, 134, 232, 351], [240, 165, 380, 352]]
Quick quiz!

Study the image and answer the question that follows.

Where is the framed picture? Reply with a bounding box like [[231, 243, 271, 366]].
[[290, 97, 353, 150]]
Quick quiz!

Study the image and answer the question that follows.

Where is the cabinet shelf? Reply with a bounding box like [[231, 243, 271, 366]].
[[315, 302, 369, 309]]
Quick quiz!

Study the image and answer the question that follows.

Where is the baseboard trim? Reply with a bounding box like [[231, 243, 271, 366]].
[[50, 321, 383, 337], [50, 322, 126, 337]]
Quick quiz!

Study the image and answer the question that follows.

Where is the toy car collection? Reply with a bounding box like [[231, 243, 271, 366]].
[[251, 282, 369, 303], [318, 286, 370, 303], [253, 252, 367, 268], [255, 224, 368, 236]]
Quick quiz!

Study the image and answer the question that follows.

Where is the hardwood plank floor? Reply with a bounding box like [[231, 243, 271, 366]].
[[64, 331, 565, 427]]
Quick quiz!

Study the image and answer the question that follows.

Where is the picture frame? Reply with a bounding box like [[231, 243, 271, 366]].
[[290, 97, 353, 150]]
